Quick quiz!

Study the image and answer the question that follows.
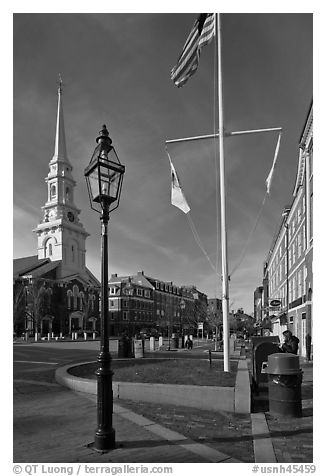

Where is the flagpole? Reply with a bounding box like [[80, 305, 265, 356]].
[[165, 127, 282, 145], [216, 12, 230, 372]]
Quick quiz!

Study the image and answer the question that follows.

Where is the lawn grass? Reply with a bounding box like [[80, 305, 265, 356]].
[[68, 357, 237, 387]]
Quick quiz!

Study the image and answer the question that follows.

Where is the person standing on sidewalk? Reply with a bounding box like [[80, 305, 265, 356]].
[[280, 330, 299, 355]]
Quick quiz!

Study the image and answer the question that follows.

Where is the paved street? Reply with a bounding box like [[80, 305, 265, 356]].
[[13, 340, 313, 464]]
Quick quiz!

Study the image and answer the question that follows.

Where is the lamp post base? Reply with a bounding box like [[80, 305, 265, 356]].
[[93, 428, 116, 452], [94, 351, 116, 452]]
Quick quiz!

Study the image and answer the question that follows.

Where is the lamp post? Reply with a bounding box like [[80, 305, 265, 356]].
[[180, 298, 185, 348], [84, 124, 125, 452]]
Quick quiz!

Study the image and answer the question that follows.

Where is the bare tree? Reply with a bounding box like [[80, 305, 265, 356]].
[[24, 279, 51, 339], [13, 280, 26, 335]]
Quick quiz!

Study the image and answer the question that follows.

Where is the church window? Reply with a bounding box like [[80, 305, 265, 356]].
[[90, 294, 95, 311], [73, 285, 79, 309], [49, 243, 52, 256], [46, 288, 53, 309], [50, 184, 56, 200], [71, 245, 75, 262], [66, 187, 70, 201], [67, 290, 73, 309], [79, 292, 84, 311]]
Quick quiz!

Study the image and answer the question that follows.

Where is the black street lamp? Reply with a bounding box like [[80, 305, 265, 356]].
[[85, 124, 125, 452], [180, 298, 185, 348]]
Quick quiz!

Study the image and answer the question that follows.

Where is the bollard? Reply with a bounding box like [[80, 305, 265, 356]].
[[150, 337, 155, 351], [93, 332, 96, 340], [47, 333, 51, 341], [134, 339, 144, 358], [159, 336, 163, 348], [84, 332, 87, 341], [209, 350, 212, 366]]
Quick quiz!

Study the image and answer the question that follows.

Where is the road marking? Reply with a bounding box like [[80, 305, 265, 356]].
[[14, 379, 61, 387], [14, 360, 59, 365]]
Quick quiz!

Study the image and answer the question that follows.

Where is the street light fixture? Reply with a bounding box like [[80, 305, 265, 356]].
[[84, 124, 125, 452], [180, 298, 185, 348]]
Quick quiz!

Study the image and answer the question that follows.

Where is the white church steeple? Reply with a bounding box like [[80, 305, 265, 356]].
[[33, 78, 89, 279]]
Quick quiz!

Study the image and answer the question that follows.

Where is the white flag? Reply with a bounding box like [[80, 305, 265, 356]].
[[266, 132, 282, 194], [169, 158, 190, 214]]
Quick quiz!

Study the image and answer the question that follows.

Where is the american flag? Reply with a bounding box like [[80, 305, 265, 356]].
[[171, 13, 215, 88]]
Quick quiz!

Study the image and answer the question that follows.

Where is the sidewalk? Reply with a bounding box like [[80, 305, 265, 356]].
[[13, 382, 240, 463]]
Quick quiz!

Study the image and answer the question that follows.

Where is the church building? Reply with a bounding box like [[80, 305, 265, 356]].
[[13, 82, 100, 339]]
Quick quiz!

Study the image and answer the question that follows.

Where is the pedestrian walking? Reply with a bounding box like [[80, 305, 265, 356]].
[[185, 337, 193, 350], [280, 329, 299, 355]]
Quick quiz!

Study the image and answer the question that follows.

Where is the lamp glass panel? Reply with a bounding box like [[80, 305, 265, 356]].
[[88, 168, 100, 201], [99, 164, 121, 200]]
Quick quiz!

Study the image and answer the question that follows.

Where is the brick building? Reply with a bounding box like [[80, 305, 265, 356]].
[[107, 271, 208, 337], [259, 103, 313, 357]]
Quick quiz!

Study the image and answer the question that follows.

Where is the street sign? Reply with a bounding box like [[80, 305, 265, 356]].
[[198, 322, 204, 330]]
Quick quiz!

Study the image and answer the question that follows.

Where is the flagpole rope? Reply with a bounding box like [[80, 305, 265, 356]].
[[229, 131, 282, 277], [229, 192, 268, 277], [186, 213, 218, 273], [165, 146, 220, 275]]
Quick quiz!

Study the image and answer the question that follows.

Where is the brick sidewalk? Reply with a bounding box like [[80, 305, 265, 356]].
[[265, 361, 313, 463]]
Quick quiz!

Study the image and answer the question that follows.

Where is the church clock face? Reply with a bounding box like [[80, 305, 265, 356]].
[[67, 211, 75, 222]]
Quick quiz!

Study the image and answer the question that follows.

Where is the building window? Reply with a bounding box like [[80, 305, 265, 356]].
[[66, 187, 70, 201], [298, 231, 302, 257], [110, 300, 115, 307], [298, 205, 301, 223], [50, 184, 56, 200], [123, 312, 128, 321], [73, 285, 79, 309], [110, 287, 116, 295], [298, 269, 303, 298], [137, 288, 143, 296], [90, 294, 95, 311], [67, 290, 73, 309], [79, 292, 84, 310]]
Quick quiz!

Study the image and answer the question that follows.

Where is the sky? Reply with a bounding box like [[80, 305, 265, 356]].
[[12, 11, 313, 314]]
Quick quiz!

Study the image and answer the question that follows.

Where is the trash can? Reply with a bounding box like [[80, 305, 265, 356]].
[[169, 335, 179, 349], [251, 337, 280, 392], [266, 353, 302, 417], [118, 336, 132, 358]]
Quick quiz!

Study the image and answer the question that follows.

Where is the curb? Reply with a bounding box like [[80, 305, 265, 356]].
[[55, 364, 242, 463], [251, 413, 277, 463], [55, 359, 251, 414]]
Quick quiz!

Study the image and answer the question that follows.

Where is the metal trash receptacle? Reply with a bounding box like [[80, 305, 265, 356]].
[[251, 338, 280, 391], [267, 353, 303, 417]]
